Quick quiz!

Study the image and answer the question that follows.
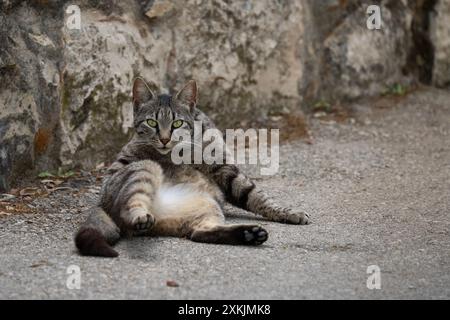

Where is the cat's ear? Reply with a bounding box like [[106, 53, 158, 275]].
[[175, 80, 197, 112], [132, 77, 155, 108]]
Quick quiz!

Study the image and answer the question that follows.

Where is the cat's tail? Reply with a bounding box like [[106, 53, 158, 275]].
[[74, 207, 121, 258]]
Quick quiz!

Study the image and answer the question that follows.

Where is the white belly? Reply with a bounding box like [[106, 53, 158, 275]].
[[153, 183, 216, 217]]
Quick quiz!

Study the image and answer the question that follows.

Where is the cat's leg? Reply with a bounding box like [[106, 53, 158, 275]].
[[205, 164, 309, 225], [150, 196, 268, 245], [245, 187, 309, 225], [75, 160, 163, 257], [190, 218, 269, 246], [107, 160, 163, 232], [75, 207, 121, 257]]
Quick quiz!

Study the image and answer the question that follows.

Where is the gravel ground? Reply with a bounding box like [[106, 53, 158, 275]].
[[0, 87, 449, 299]]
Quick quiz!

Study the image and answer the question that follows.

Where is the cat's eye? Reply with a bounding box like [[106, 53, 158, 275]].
[[147, 119, 158, 127], [172, 120, 183, 128]]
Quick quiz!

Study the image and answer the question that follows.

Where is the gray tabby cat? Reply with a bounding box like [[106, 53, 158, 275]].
[[75, 78, 309, 257]]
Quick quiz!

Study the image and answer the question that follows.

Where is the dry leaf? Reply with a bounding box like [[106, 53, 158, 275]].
[[19, 187, 39, 197], [30, 260, 51, 268], [166, 280, 179, 287], [51, 187, 73, 193]]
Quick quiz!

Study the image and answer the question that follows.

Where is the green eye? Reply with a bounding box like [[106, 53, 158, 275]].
[[172, 120, 183, 128], [147, 119, 157, 127]]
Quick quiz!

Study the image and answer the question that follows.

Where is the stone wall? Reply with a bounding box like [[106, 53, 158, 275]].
[[431, 0, 450, 87], [0, 1, 64, 191], [0, 0, 448, 191]]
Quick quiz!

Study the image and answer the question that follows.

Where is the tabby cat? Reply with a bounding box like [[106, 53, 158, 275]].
[[75, 78, 310, 257]]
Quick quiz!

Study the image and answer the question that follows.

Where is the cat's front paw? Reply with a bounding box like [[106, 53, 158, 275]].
[[128, 208, 155, 231], [287, 210, 310, 225], [275, 209, 310, 225]]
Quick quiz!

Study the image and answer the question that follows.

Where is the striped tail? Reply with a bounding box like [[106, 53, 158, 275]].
[[74, 207, 121, 258]]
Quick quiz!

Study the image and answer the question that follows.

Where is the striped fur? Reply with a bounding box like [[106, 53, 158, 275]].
[[74, 79, 308, 257]]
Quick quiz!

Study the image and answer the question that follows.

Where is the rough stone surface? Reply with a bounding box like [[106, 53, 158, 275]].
[[0, 88, 449, 299], [60, 0, 310, 166], [0, 3, 64, 191], [0, 0, 448, 191], [60, 3, 144, 168], [320, 1, 414, 100], [431, 0, 450, 87]]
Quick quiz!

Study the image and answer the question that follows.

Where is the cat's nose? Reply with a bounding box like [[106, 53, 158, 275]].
[[160, 138, 170, 146]]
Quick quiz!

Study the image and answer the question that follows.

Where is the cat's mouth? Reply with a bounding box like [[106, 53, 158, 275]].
[[157, 146, 172, 155]]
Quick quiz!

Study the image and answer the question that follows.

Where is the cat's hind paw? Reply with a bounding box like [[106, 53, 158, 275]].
[[243, 226, 268, 245]]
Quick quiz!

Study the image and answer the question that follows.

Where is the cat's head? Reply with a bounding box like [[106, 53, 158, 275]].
[[132, 78, 197, 155]]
